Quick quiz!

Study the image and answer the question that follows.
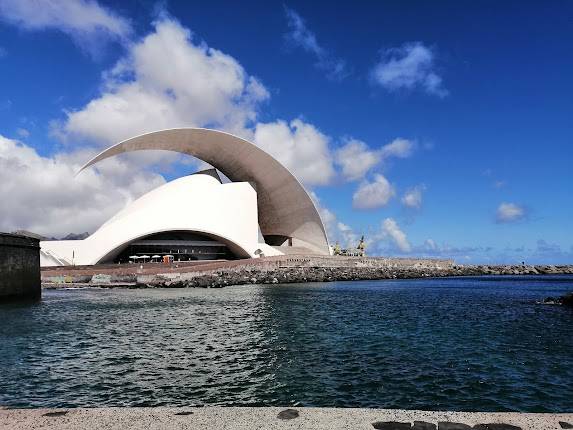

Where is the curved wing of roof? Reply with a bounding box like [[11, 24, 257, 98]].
[[78, 128, 330, 255]]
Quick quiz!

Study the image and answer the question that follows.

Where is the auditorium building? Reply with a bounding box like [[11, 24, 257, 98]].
[[40, 128, 330, 267]]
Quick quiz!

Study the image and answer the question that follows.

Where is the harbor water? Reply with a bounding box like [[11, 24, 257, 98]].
[[1, 276, 572, 412]]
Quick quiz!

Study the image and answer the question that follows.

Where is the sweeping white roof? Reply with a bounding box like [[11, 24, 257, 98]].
[[40, 128, 330, 266], [79, 128, 329, 255]]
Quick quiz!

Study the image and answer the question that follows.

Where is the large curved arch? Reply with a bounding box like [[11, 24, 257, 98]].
[[78, 128, 330, 255], [94, 228, 253, 264]]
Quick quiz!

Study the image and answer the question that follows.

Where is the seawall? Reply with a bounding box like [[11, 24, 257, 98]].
[[40, 255, 573, 289], [0, 233, 41, 300]]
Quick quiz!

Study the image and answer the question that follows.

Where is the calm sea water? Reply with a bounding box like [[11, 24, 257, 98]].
[[1, 276, 572, 412]]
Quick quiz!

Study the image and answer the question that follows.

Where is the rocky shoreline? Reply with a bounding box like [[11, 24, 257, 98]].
[[42, 260, 573, 289], [145, 264, 573, 288]]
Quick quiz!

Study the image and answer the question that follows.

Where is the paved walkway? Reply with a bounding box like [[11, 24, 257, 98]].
[[1, 407, 572, 429]]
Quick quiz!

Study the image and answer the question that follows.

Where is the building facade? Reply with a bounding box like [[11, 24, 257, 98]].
[[40, 128, 330, 266]]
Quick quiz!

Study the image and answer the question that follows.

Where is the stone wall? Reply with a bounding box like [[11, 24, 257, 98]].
[[276, 255, 454, 269], [40, 255, 457, 288], [0, 233, 41, 300]]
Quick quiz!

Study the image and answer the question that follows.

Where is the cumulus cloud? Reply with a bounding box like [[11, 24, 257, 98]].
[[336, 137, 416, 182], [0, 0, 131, 52], [284, 6, 348, 80], [380, 138, 416, 158], [401, 184, 426, 209], [496, 202, 526, 223], [309, 191, 335, 237], [309, 190, 366, 250], [371, 42, 447, 97], [0, 135, 164, 237], [381, 218, 411, 252], [336, 222, 360, 248], [254, 119, 335, 186], [54, 18, 269, 146], [335, 138, 380, 181], [352, 174, 395, 209]]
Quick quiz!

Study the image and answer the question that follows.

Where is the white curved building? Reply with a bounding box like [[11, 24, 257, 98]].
[[40, 128, 330, 267]]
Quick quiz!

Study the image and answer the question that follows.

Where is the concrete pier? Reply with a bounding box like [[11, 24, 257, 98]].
[[0, 233, 41, 301], [1, 407, 572, 430]]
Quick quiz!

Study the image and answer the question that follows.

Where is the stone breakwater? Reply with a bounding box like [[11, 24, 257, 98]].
[[40, 255, 573, 289], [132, 264, 573, 289]]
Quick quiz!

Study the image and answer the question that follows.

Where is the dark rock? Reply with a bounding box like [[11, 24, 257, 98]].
[[542, 292, 573, 307], [277, 409, 299, 420], [560, 293, 573, 307], [372, 422, 412, 430], [438, 423, 472, 430], [43, 411, 68, 417], [174, 411, 194, 416], [473, 424, 522, 430], [413, 421, 437, 430], [560, 422, 573, 429]]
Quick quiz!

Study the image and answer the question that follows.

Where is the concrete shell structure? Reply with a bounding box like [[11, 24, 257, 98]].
[[40, 128, 329, 266]]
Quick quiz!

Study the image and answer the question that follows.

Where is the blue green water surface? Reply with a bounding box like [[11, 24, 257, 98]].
[[1, 276, 572, 411]]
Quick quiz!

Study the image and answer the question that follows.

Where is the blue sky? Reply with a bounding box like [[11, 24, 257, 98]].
[[0, 0, 571, 263]]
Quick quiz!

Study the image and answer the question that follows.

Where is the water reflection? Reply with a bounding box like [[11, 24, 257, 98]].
[[0, 277, 572, 411]]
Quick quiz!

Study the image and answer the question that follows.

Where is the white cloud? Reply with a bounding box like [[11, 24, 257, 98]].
[[401, 184, 426, 209], [309, 190, 336, 238], [253, 119, 335, 186], [44, 15, 413, 191], [336, 137, 415, 182], [0, 0, 131, 52], [496, 202, 526, 223], [336, 222, 360, 248], [423, 238, 438, 251], [16, 127, 30, 138], [380, 138, 415, 158], [335, 138, 380, 181], [284, 7, 348, 80], [54, 18, 269, 146], [371, 42, 447, 97], [381, 218, 411, 252], [352, 174, 395, 209], [309, 190, 358, 248], [0, 135, 164, 237]]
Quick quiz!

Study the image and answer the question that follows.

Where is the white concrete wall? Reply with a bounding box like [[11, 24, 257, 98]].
[[41, 174, 266, 266]]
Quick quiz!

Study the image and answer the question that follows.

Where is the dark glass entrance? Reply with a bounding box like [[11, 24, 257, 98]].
[[114, 231, 235, 263]]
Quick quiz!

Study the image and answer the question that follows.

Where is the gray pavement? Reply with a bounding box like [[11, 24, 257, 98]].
[[1, 407, 572, 429]]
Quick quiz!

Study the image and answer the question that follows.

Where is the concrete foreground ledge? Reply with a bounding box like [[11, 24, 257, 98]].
[[1, 407, 572, 430]]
